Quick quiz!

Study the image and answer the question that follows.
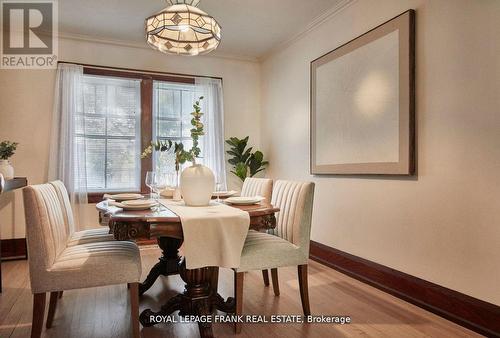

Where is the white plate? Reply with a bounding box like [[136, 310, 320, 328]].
[[121, 200, 157, 206], [212, 190, 238, 197], [106, 193, 143, 201], [120, 200, 158, 210], [225, 196, 265, 205]]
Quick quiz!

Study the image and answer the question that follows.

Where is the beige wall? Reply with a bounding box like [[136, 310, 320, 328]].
[[0, 37, 261, 238], [261, 0, 500, 305], [2, 0, 499, 307]]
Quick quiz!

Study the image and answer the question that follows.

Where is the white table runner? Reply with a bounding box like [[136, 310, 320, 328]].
[[160, 199, 250, 269]]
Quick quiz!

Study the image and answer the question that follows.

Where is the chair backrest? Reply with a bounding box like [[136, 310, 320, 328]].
[[23, 184, 70, 277], [50, 180, 75, 235], [270, 180, 315, 256], [241, 177, 273, 203]]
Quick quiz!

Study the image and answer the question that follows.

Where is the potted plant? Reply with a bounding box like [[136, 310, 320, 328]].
[[142, 96, 214, 206], [225, 136, 268, 181], [0, 141, 18, 180]]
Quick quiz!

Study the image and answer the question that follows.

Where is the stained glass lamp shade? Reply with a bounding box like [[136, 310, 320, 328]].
[[146, 0, 221, 56]]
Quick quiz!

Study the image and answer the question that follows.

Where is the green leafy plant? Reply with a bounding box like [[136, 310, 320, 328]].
[[141, 96, 205, 169], [0, 141, 18, 160], [225, 136, 268, 181]]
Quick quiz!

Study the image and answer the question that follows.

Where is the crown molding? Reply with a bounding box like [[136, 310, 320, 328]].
[[258, 0, 357, 62], [57, 31, 259, 63], [56, 0, 355, 65]]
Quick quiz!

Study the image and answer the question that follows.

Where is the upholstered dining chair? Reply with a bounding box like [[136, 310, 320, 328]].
[[240, 177, 273, 203], [233, 180, 315, 333], [240, 177, 275, 286], [50, 180, 114, 246], [23, 183, 142, 338]]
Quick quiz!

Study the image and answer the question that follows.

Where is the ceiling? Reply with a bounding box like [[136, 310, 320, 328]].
[[58, 0, 344, 60]]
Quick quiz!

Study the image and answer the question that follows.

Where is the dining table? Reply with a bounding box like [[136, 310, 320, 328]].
[[96, 199, 279, 338]]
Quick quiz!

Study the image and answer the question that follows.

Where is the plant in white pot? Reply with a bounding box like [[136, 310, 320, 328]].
[[142, 96, 214, 206], [0, 141, 18, 180]]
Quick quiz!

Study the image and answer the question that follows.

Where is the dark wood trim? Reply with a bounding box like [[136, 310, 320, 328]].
[[60, 61, 221, 81], [87, 192, 106, 204], [83, 67, 195, 84], [1, 238, 27, 260], [309, 241, 500, 337], [140, 78, 153, 193]]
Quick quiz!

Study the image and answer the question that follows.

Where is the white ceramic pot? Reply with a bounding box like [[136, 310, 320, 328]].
[[180, 164, 215, 206], [0, 160, 14, 180]]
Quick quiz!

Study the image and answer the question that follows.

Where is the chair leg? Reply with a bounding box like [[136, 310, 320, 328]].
[[234, 272, 244, 334], [298, 264, 310, 316], [270, 268, 280, 296], [129, 283, 140, 338], [261, 270, 270, 286], [58, 291, 63, 299], [31, 293, 46, 338], [46, 291, 59, 328], [128, 283, 141, 338]]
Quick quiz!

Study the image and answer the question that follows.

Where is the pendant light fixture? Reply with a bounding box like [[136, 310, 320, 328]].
[[146, 0, 221, 56]]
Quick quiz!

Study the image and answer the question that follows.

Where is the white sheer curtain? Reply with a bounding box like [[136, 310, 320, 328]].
[[48, 63, 88, 230], [195, 77, 227, 190]]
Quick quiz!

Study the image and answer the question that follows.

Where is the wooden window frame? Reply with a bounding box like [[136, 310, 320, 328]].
[[80, 65, 197, 203]]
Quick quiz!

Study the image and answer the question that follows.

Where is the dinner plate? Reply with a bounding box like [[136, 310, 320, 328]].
[[225, 196, 265, 205], [121, 200, 156, 206], [106, 193, 144, 201], [120, 200, 158, 210], [212, 190, 238, 197]]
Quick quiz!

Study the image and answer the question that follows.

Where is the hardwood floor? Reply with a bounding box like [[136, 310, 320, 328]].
[[0, 246, 480, 338]]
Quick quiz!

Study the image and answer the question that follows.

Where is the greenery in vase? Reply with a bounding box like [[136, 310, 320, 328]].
[[0, 141, 18, 160], [141, 96, 205, 169], [225, 136, 268, 181]]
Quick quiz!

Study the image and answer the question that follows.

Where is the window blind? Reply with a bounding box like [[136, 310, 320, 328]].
[[76, 75, 141, 191]]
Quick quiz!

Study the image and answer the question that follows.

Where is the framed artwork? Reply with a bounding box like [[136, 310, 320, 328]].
[[310, 10, 415, 175]]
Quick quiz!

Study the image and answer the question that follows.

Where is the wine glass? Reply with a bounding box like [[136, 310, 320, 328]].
[[145, 171, 157, 200], [215, 181, 222, 203], [156, 172, 168, 191]]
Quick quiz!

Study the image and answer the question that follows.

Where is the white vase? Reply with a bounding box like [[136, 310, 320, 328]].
[[0, 160, 14, 180], [180, 164, 215, 206]]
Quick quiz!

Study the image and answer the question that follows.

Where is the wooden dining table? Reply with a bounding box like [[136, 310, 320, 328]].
[[96, 200, 279, 338]]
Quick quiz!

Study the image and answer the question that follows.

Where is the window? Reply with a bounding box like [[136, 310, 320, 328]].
[[77, 75, 141, 192], [153, 81, 196, 171], [71, 65, 225, 199]]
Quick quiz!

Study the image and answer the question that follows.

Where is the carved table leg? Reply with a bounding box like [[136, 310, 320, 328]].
[[139, 294, 184, 327], [212, 293, 235, 313], [139, 260, 215, 338], [139, 237, 182, 295], [196, 301, 214, 338]]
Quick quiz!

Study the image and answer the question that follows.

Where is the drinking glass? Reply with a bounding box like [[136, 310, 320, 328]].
[[215, 181, 222, 203], [164, 172, 177, 189], [145, 171, 157, 200], [156, 172, 168, 191]]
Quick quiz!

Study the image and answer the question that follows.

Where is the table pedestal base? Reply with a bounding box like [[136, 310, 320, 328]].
[[140, 263, 235, 338], [139, 237, 181, 295]]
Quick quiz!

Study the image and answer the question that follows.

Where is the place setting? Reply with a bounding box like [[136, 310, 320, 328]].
[[224, 195, 266, 205], [102, 193, 160, 211]]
